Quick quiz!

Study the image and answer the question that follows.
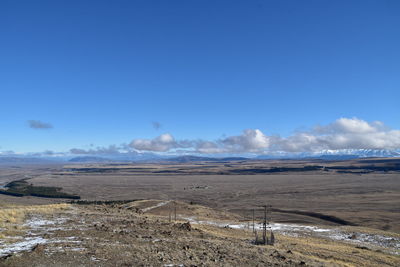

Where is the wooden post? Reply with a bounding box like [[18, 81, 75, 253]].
[[263, 205, 267, 245], [174, 202, 177, 222], [270, 231, 275, 245]]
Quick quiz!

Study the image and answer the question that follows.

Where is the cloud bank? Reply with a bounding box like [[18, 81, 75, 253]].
[[23, 117, 398, 157], [28, 120, 53, 129], [129, 118, 400, 154]]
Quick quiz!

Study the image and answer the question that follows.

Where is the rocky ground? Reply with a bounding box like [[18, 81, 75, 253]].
[[0, 201, 399, 266]]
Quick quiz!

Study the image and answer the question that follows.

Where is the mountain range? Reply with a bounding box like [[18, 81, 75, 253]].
[[0, 149, 399, 164]]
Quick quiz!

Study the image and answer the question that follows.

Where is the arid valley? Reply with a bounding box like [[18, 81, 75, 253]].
[[0, 158, 399, 266]]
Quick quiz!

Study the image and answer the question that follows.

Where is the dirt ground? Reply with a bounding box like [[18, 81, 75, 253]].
[[1, 202, 399, 267]]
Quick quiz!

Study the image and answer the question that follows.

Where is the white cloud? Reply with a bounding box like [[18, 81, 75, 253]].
[[316, 117, 382, 134], [130, 133, 178, 152], [125, 117, 400, 154], [277, 117, 400, 152], [196, 141, 225, 154], [221, 129, 270, 152], [275, 132, 322, 152], [193, 129, 270, 154]]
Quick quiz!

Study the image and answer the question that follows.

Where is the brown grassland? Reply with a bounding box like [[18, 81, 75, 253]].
[[0, 158, 399, 266]]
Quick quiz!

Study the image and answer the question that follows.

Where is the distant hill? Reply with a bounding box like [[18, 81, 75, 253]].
[[165, 155, 249, 163], [68, 156, 115, 163], [257, 149, 400, 160], [310, 149, 400, 158], [1, 149, 399, 165], [257, 154, 362, 160], [0, 157, 58, 165]]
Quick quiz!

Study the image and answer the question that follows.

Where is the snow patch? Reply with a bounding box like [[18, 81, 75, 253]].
[[182, 217, 400, 254], [142, 201, 170, 212], [0, 237, 47, 258]]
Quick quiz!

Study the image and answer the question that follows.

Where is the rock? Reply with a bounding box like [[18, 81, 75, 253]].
[[178, 222, 192, 231], [355, 246, 370, 250], [32, 244, 45, 252], [270, 250, 286, 260], [349, 233, 357, 239]]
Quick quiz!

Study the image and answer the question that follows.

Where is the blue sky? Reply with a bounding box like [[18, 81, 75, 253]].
[[0, 0, 399, 154]]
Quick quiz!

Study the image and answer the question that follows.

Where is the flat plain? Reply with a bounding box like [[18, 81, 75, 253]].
[[2, 158, 399, 232]]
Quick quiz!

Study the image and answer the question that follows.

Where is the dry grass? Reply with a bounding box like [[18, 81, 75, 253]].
[[193, 223, 400, 267], [277, 234, 400, 267], [0, 203, 70, 238], [129, 199, 241, 221]]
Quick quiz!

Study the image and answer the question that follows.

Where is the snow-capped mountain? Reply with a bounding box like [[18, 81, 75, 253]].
[[311, 149, 400, 158], [257, 149, 400, 160]]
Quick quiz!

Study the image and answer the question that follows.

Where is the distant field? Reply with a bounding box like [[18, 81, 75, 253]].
[[1, 158, 399, 232]]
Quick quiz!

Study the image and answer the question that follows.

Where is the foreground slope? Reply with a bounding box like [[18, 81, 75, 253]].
[[0, 201, 399, 267]]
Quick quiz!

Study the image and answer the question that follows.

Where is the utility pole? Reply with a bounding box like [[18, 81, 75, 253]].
[[253, 205, 275, 246], [252, 209, 255, 233], [268, 205, 274, 245], [262, 205, 267, 245]]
